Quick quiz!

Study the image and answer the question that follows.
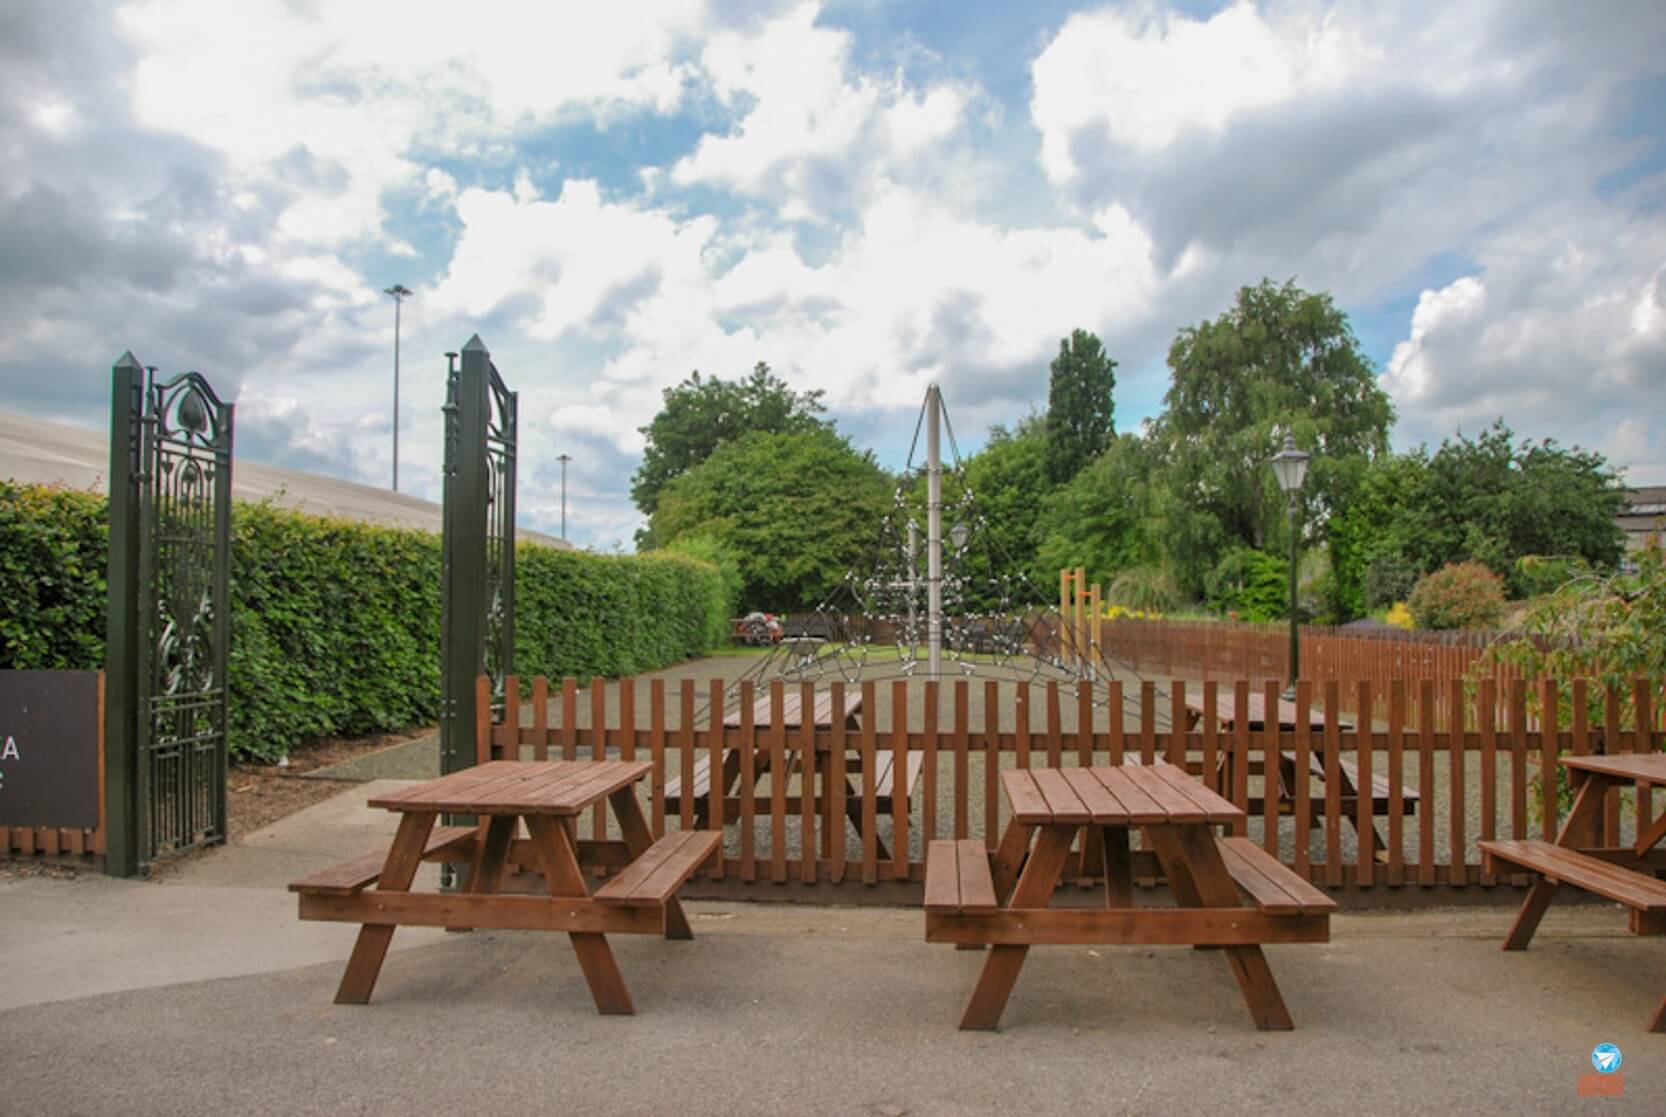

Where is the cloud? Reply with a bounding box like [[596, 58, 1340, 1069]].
[[1382, 207, 1666, 477], [669, 2, 981, 220]]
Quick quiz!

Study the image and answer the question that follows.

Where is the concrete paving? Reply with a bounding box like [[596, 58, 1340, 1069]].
[[5, 780, 1665, 1114]]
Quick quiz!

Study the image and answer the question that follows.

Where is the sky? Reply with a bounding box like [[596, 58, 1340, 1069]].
[[2, 0, 1663, 551]]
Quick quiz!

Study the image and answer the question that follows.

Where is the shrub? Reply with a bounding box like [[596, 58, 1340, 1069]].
[[1363, 553, 1419, 610], [1513, 554, 1590, 599], [0, 482, 728, 760], [1384, 601, 1414, 630], [1407, 561, 1506, 630], [1106, 565, 1182, 613], [1204, 548, 1288, 623]]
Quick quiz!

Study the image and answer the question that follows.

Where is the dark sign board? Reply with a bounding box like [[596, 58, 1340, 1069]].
[[0, 670, 100, 830]]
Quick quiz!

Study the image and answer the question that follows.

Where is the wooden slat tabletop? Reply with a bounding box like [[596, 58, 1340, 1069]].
[[723, 688, 863, 728], [1184, 690, 1353, 732], [367, 760, 652, 816], [1560, 753, 1666, 783], [1000, 764, 1244, 826]]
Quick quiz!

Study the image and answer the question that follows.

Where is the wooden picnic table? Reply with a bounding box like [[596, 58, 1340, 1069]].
[[926, 762, 1335, 1031], [1482, 751, 1666, 1032], [670, 688, 922, 858], [1182, 690, 1414, 861], [290, 760, 718, 1015]]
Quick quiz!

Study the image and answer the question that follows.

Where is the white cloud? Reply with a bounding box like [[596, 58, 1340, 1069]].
[[1032, 1, 1381, 175], [670, 2, 977, 219]]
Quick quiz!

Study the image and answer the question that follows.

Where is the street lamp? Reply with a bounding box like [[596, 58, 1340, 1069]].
[[1269, 434, 1311, 701], [557, 453, 572, 540], [950, 521, 970, 551], [383, 284, 412, 491]]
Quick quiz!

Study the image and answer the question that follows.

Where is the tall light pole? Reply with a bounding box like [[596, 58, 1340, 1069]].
[[1269, 433, 1312, 702], [556, 453, 572, 540], [383, 284, 412, 491]]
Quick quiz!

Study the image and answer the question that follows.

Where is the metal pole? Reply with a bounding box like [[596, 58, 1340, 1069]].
[[384, 284, 411, 491], [906, 519, 920, 653], [557, 453, 572, 539], [392, 295, 400, 491], [926, 384, 942, 678], [1284, 493, 1300, 702]]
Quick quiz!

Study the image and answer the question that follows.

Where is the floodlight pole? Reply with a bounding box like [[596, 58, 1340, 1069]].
[[927, 383, 943, 678], [557, 453, 572, 540], [383, 283, 412, 491]]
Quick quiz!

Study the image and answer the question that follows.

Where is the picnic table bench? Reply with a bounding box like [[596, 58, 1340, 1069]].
[[1182, 689, 1417, 861], [926, 761, 1334, 1031], [665, 688, 923, 858], [290, 760, 717, 1014], [1481, 752, 1666, 1032]]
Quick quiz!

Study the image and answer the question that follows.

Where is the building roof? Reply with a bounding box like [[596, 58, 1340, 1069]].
[[0, 409, 570, 549]]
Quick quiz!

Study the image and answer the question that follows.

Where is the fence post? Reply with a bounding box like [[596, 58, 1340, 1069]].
[[102, 353, 143, 877]]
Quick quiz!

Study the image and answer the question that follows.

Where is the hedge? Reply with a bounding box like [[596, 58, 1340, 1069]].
[[0, 481, 730, 760]]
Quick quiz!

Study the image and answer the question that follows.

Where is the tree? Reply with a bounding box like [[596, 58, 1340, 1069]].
[[1033, 433, 1160, 592], [1329, 424, 1626, 606], [647, 429, 891, 611], [1044, 329, 1117, 485], [1147, 278, 1394, 596], [631, 363, 829, 522]]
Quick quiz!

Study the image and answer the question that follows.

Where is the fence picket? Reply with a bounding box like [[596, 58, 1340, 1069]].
[[650, 678, 666, 838], [1324, 680, 1342, 888], [1388, 679, 1406, 886], [740, 679, 757, 881], [708, 678, 724, 880], [1355, 680, 1373, 887], [1448, 679, 1465, 887], [831, 680, 847, 883]]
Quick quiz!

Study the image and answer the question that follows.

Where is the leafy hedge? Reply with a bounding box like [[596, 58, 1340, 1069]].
[[0, 481, 727, 760]]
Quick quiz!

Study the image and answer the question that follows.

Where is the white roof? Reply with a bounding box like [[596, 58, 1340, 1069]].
[[0, 409, 570, 549]]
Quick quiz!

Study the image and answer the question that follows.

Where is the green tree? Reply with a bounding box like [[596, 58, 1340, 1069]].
[[631, 363, 829, 522], [1033, 433, 1160, 591], [1148, 278, 1394, 595], [1044, 329, 1117, 484], [1331, 424, 1626, 605], [648, 429, 891, 611]]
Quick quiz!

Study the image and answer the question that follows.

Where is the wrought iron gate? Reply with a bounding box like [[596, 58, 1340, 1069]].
[[105, 352, 233, 874], [440, 335, 517, 776]]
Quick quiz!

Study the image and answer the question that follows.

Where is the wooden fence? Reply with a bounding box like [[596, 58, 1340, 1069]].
[[1099, 619, 1533, 725], [482, 673, 1665, 899]]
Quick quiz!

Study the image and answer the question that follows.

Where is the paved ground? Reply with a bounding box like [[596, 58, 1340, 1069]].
[[4, 778, 1664, 1114]]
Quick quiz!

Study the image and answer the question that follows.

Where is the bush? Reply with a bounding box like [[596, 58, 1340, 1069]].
[[1204, 548, 1288, 622], [1363, 553, 1419, 610], [1, 482, 728, 760], [1106, 565, 1182, 613], [1407, 561, 1506, 630], [1384, 601, 1414, 630], [1513, 554, 1590, 599]]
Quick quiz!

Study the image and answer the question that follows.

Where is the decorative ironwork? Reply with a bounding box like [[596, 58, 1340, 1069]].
[[440, 335, 517, 777], [105, 353, 233, 874]]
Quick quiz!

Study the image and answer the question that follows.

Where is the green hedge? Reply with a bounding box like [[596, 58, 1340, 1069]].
[[0, 481, 728, 761]]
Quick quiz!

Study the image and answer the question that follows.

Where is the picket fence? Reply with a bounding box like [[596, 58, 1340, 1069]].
[[480, 673, 1665, 898]]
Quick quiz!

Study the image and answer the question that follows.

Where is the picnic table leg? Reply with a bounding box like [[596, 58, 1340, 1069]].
[[610, 786, 693, 940], [1504, 774, 1610, 951], [445, 815, 517, 933], [1103, 826, 1132, 908], [959, 824, 1074, 1031], [525, 814, 635, 1015], [1651, 993, 1666, 1033], [1161, 824, 1295, 1031], [334, 810, 436, 1005]]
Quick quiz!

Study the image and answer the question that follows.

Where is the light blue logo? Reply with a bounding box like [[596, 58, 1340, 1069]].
[[1592, 1044, 1622, 1075]]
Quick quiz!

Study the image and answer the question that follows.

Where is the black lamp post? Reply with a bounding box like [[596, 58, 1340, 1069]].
[[1269, 434, 1311, 702]]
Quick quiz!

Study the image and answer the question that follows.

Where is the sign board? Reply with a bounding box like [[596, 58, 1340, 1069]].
[[0, 670, 101, 830]]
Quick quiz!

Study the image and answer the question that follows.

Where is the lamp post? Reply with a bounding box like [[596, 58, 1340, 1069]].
[[1269, 434, 1311, 702], [556, 453, 572, 540], [383, 284, 412, 491]]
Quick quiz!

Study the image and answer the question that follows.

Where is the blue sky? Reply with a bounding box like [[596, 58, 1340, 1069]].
[[1, 0, 1663, 548]]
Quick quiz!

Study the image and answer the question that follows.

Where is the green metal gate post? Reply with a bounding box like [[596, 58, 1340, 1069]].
[[440, 334, 517, 778], [104, 352, 144, 877]]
